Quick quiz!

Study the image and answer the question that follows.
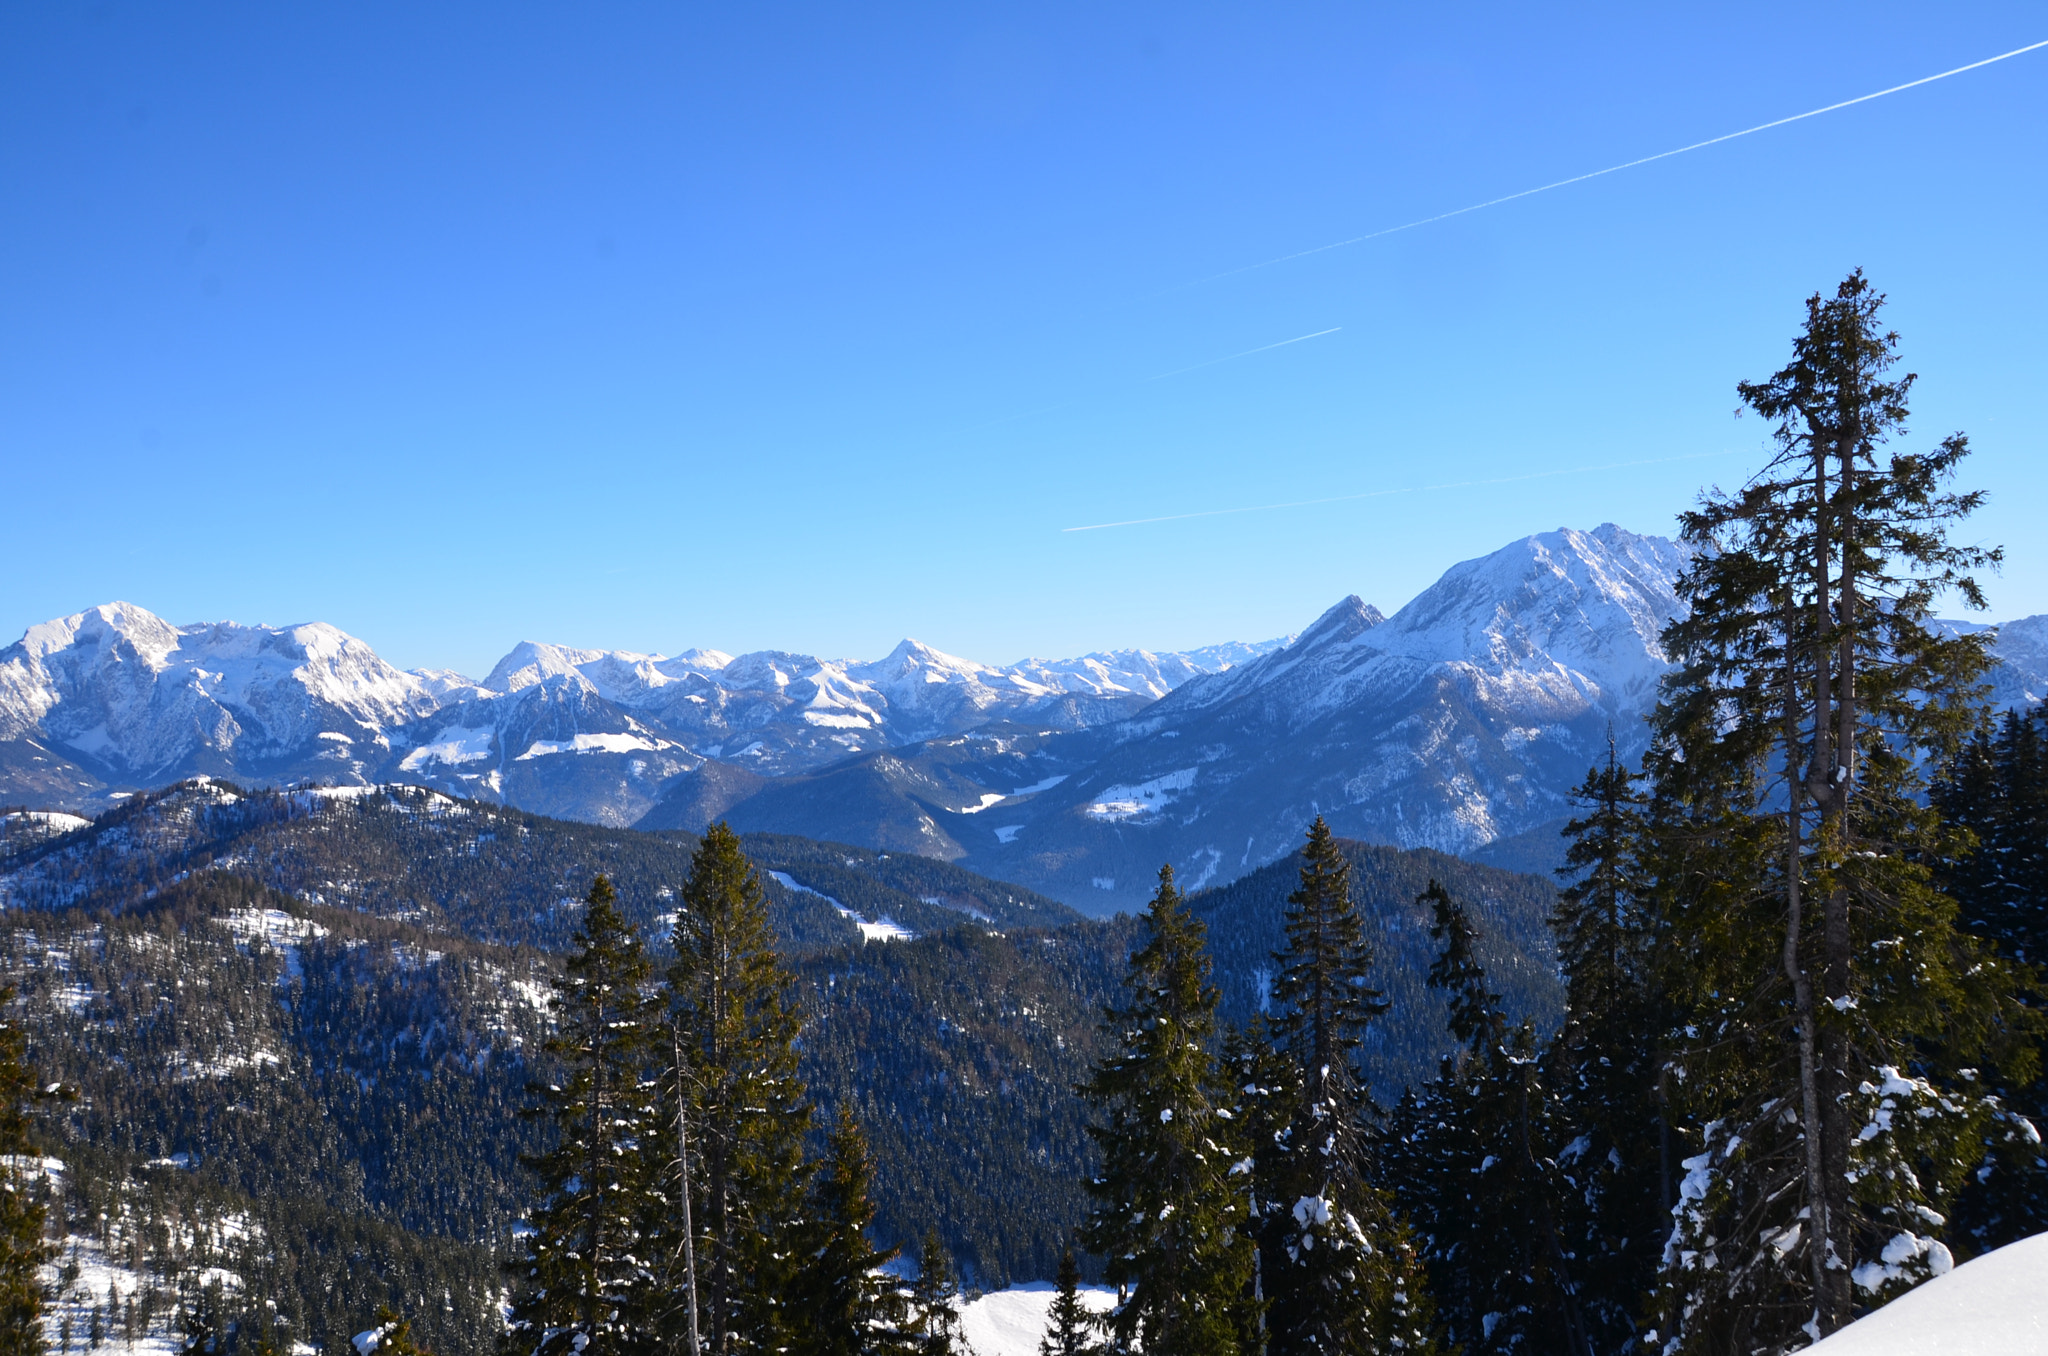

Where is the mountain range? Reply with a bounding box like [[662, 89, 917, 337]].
[[7, 522, 2044, 912]]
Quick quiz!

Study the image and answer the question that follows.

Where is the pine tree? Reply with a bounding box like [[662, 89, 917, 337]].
[[1038, 1245, 1097, 1356], [1643, 271, 2040, 1350], [792, 1109, 909, 1356], [1547, 745, 1668, 1351], [1079, 866, 1255, 1356], [1259, 820, 1435, 1356], [506, 876, 663, 1356], [906, 1230, 960, 1356], [0, 990, 52, 1356], [1395, 882, 1583, 1356], [657, 825, 812, 1356], [1931, 705, 2048, 1250]]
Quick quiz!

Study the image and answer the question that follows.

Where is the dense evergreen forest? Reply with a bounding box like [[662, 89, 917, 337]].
[[0, 778, 1559, 1354]]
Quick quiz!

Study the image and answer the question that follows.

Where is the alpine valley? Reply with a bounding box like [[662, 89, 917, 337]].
[[7, 523, 2046, 912]]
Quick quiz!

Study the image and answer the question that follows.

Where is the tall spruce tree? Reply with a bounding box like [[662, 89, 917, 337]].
[[506, 876, 663, 1356], [1080, 866, 1256, 1356], [1038, 1245, 1097, 1356], [906, 1230, 962, 1356], [1931, 706, 2048, 1250], [1259, 820, 1435, 1356], [1395, 882, 1584, 1356], [1547, 745, 1668, 1352], [0, 990, 52, 1356], [792, 1109, 909, 1356], [657, 825, 812, 1356], [1643, 272, 2039, 1351]]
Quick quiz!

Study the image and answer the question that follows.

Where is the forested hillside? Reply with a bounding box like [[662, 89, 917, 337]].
[[0, 781, 1563, 1353], [1193, 838, 1563, 1096]]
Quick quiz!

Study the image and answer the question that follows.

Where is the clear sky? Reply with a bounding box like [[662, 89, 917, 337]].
[[4, 3, 2044, 677]]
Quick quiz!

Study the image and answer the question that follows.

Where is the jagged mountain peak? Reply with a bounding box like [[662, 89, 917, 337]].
[[1296, 594, 1387, 649], [13, 600, 184, 667], [855, 637, 1004, 686], [1362, 524, 1686, 705]]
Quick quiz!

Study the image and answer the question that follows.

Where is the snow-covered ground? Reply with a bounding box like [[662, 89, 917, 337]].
[[956, 1282, 1116, 1356], [1807, 1230, 2048, 1354]]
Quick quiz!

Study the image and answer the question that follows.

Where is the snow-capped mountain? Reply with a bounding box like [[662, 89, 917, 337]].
[[0, 603, 453, 790], [677, 524, 1694, 908], [8, 522, 2040, 905], [0, 602, 1286, 825]]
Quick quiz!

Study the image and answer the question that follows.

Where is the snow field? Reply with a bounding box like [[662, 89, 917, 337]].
[[1805, 1229, 2048, 1354], [956, 1281, 1117, 1356]]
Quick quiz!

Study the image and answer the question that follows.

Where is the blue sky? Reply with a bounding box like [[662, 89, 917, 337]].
[[4, 3, 2043, 677]]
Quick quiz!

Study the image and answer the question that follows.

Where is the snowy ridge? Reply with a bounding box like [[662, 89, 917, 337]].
[[0, 603, 1277, 820]]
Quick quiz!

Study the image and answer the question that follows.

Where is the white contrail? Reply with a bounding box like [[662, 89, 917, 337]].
[[1181, 38, 2048, 288], [1061, 450, 1742, 532], [1143, 327, 1342, 381]]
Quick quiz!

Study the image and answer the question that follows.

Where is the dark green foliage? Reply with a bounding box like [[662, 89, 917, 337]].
[[906, 1229, 961, 1356], [1646, 271, 2037, 1349], [1394, 883, 1582, 1356], [1931, 706, 2048, 1249], [1038, 1245, 1097, 1356], [663, 824, 812, 1356], [3, 874, 531, 1356], [1080, 867, 1254, 1356], [506, 875, 663, 1356], [1191, 839, 1563, 1099], [0, 989, 52, 1356], [794, 921, 1134, 1288], [1546, 748, 1667, 1352], [792, 1109, 909, 1356], [361, 1305, 434, 1356], [1258, 820, 1431, 1356]]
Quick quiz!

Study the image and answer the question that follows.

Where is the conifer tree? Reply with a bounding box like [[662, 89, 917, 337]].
[[1220, 1014, 1298, 1350], [360, 1306, 434, 1356], [507, 876, 663, 1356], [0, 990, 52, 1356], [1038, 1245, 1097, 1356], [1259, 821, 1435, 1356], [793, 1109, 909, 1356], [1931, 706, 2048, 1250], [1643, 272, 2039, 1350], [1396, 883, 1583, 1356], [1079, 866, 1255, 1356], [657, 825, 812, 1356], [1547, 745, 1668, 1351], [906, 1230, 960, 1356]]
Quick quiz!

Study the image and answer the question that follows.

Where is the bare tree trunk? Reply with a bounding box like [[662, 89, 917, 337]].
[[1781, 610, 1833, 1325], [1816, 421, 1862, 1330], [673, 1030, 702, 1356]]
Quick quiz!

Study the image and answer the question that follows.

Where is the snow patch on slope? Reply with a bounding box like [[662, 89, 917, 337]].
[[957, 1282, 1117, 1356], [1801, 1230, 2048, 1355]]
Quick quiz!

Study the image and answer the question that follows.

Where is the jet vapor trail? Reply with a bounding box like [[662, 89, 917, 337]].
[[1181, 37, 2048, 289], [1144, 327, 1342, 381], [1061, 450, 1741, 532]]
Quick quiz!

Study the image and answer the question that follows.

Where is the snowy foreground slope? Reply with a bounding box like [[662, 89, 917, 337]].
[[957, 1282, 1117, 1356], [1805, 1230, 2048, 1355]]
